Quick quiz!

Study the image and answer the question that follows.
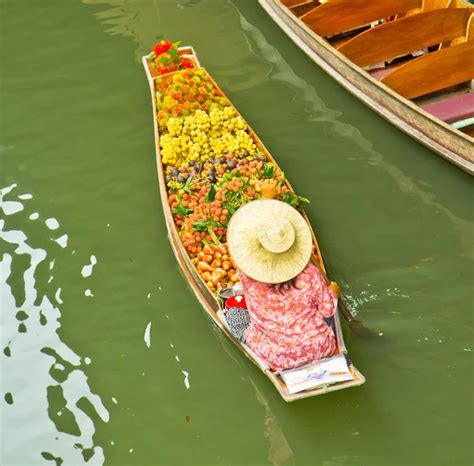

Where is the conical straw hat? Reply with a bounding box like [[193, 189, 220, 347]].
[[227, 199, 313, 284]]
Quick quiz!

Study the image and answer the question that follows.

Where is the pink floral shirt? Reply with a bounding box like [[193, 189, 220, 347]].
[[240, 262, 337, 372]]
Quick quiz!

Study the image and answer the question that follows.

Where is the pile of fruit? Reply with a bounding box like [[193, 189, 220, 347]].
[[160, 106, 258, 167], [156, 71, 230, 129], [148, 40, 194, 77], [149, 41, 310, 293]]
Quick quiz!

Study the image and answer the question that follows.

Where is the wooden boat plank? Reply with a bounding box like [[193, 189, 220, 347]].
[[421, 91, 474, 123], [259, 0, 474, 174], [423, 0, 451, 10], [381, 40, 474, 99], [463, 125, 474, 137], [337, 8, 472, 67], [281, 0, 310, 7], [370, 65, 401, 80], [288, 0, 319, 17], [300, 0, 421, 37]]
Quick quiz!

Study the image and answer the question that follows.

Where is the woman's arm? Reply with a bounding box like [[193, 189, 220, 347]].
[[309, 263, 338, 318]]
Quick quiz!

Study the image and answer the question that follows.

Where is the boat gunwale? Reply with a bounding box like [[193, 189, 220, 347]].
[[142, 51, 366, 401], [259, 0, 474, 175]]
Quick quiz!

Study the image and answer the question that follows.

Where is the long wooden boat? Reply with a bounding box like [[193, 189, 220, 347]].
[[142, 45, 365, 402], [259, 0, 474, 175]]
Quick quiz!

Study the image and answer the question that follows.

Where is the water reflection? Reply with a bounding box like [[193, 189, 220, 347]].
[[0, 183, 108, 466], [217, 332, 294, 466], [82, 0, 162, 61], [252, 381, 294, 466]]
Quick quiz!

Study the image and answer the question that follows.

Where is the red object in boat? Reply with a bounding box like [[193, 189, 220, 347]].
[[226, 295, 247, 309]]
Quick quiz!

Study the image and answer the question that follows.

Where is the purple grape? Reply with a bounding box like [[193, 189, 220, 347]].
[[170, 167, 179, 177], [177, 175, 185, 183]]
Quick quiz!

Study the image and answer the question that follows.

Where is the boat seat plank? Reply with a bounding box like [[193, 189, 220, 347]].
[[462, 126, 474, 137], [291, 1, 319, 17], [300, 0, 422, 37], [421, 92, 474, 123], [422, 0, 451, 10], [370, 65, 401, 80], [381, 40, 474, 99], [281, 0, 311, 7], [337, 8, 472, 67]]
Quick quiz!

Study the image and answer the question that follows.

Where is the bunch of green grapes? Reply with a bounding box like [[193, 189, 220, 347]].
[[160, 107, 258, 168]]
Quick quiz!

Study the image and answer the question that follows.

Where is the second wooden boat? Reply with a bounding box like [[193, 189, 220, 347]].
[[142, 43, 365, 401], [259, 0, 474, 174]]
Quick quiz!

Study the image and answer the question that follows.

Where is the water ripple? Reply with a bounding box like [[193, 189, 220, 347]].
[[0, 184, 108, 466]]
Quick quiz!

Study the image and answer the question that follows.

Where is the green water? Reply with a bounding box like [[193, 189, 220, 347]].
[[1, 1, 472, 465]]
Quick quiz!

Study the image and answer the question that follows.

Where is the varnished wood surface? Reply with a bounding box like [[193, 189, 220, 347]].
[[300, 0, 421, 37], [281, 0, 310, 7], [381, 40, 474, 99], [338, 8, 472, 67], [463, 126, 474, 137], [422, 0, 450, 10], [291, 0, 318, 17], [259, 0, 474, 173]]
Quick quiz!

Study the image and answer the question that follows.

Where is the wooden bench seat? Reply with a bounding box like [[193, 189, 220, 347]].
[[381, 40, 474, 99], [285, 0, 319, 17], [300, 0, 422, 37], [281, 0, 310, 6], [337, 8, 472, 67], [370, 66, 401, 80], [421, 92, 474, 123]]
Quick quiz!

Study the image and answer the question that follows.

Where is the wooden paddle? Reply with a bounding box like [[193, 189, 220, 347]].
[[337, 298, 379, 339], [317, 260, 379, 339]]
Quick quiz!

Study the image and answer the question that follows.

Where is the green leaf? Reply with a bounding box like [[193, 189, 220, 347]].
[[223, 171, 234, 182], [192, 218, 223, 232], [173, 203, 193, 216], [169, 47, 180, 60], [281, 191, 310, 207], [182, 175, 194, 194], [205, 185, 216, 203], [192, 221, 209, 232], [263, 163, 275, 178]]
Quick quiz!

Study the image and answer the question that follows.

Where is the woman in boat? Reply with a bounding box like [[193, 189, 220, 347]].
[[226, 182, 339, 372]]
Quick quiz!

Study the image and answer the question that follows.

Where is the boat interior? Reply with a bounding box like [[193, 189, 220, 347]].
[[281, 0, 474, 138]]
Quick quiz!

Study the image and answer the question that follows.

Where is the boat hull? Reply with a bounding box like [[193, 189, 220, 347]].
[[142, 51, 365, 401], [259, 0, 474, 175]]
